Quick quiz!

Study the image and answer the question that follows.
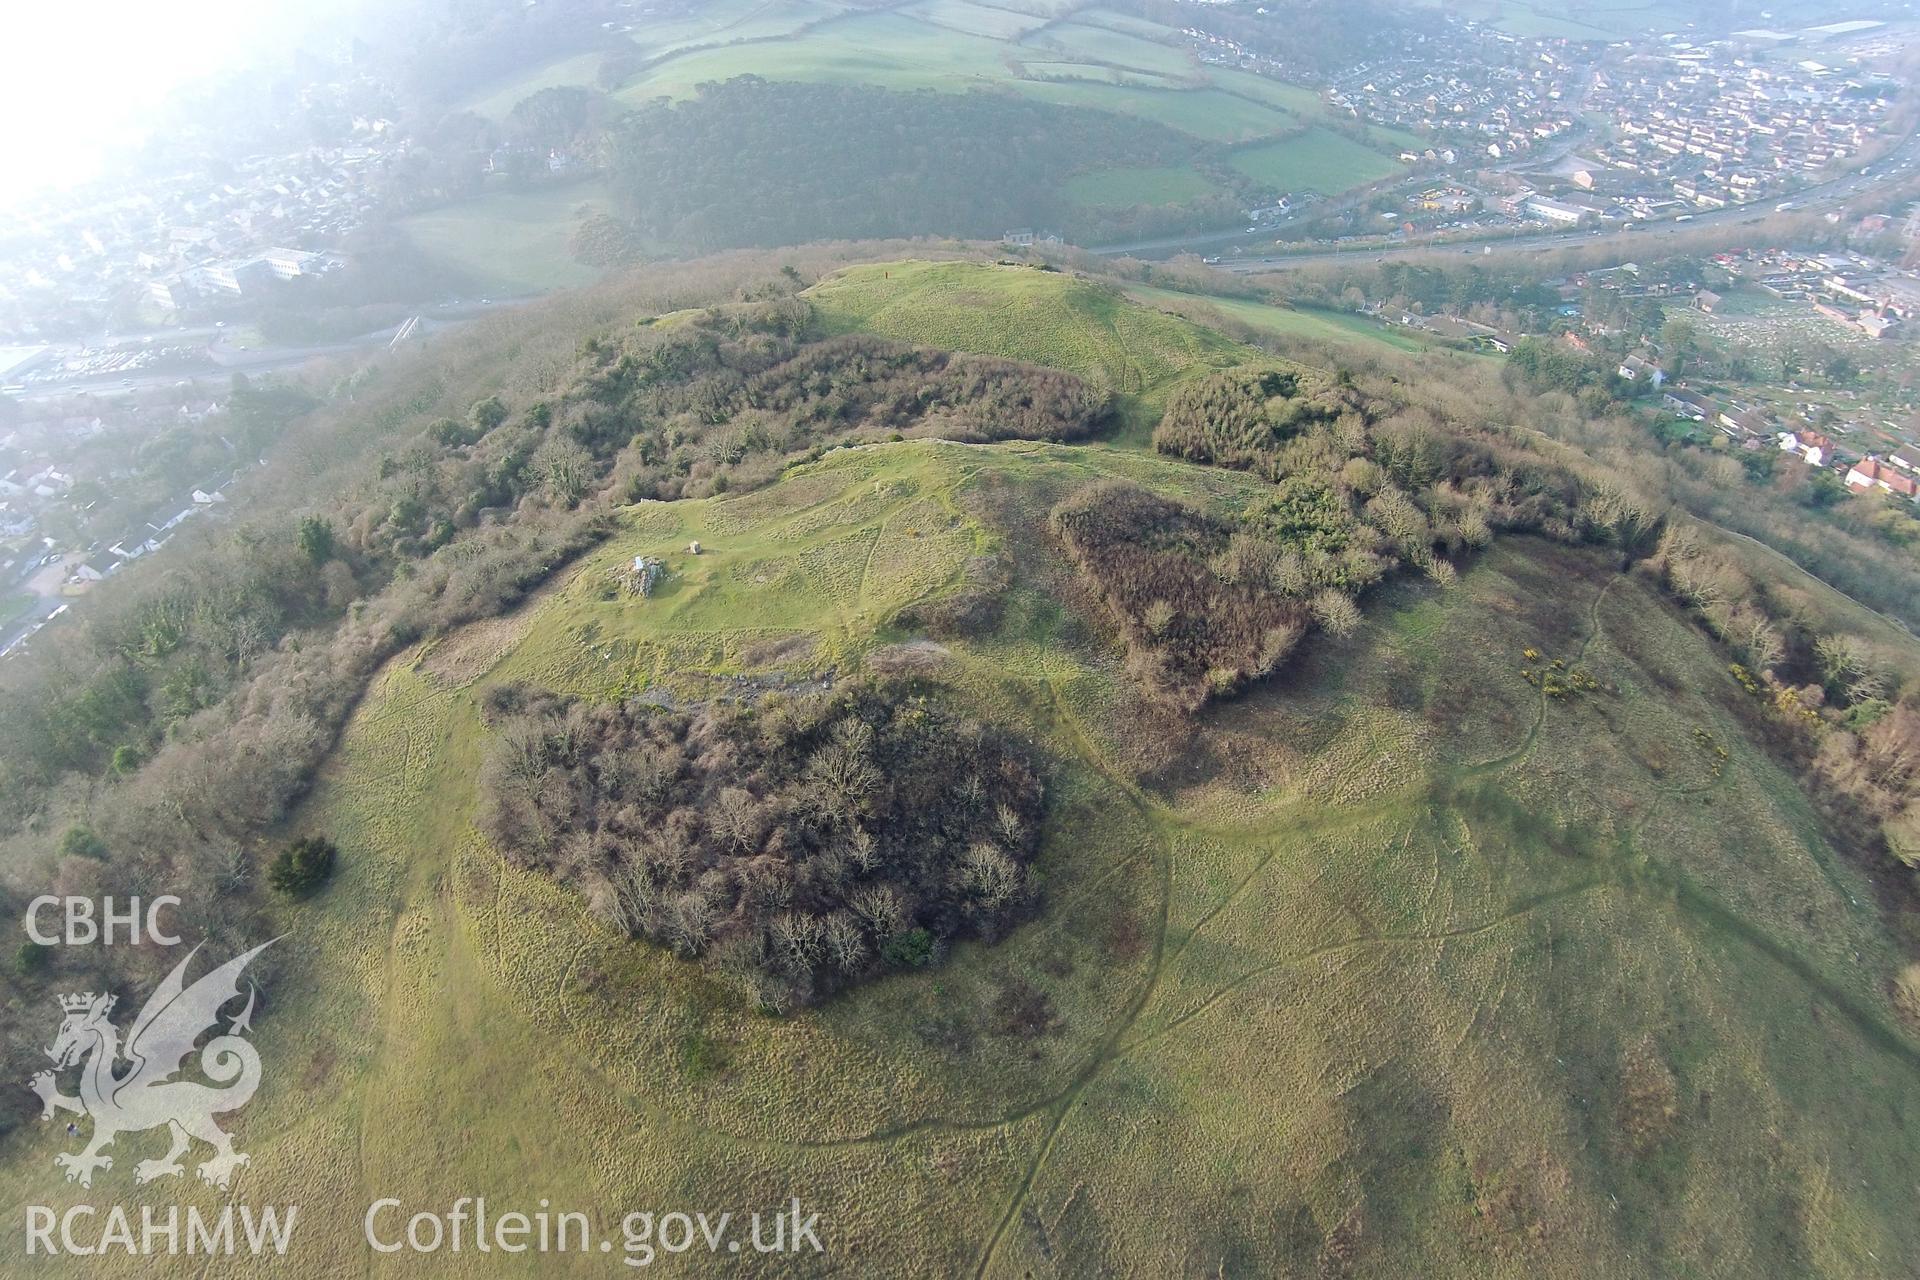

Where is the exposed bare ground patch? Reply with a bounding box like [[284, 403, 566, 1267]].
[[741, 632, 818, 669], [1896, 964, 1920, 1030], [867, 638, 952, 674], [418, 571, 574, 688]]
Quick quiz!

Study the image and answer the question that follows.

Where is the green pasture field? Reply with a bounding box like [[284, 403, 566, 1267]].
[[904, 0, 1052, 40], [1017, 20, 1199, 79], [985, 0, 1085, 14], [1229, 127, 1409, 194], [613, 11, 1028, 102], [449, 2, 1412, 228], [434, 3, 1412, 217], [462, 51, 612, 120], [601, 5, 1356, 154], [1017, 81, 1297, 143], [1075, 7, 1189, 40], [625, 0, 854, 61], [1416, 0, 1653, 39], [397, 182, 615, 294], [1018, 59, 1182, 87], [1200, 69, 1429, 155]]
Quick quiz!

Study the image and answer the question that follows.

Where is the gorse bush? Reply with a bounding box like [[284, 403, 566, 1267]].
[[57, 825, 107, 860], [268, 836, 338, 899], [15, 942, 49, 978]]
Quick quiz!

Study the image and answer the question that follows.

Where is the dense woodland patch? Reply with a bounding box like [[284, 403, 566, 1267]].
[[479, 683, 1044, 1010], [1152, 367, 1348, 475], [1054, 482, 1311, 711], [608, 79, 1248, 252]]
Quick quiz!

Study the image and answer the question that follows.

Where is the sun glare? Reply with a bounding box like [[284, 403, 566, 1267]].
[[0, 0, 287, 203]]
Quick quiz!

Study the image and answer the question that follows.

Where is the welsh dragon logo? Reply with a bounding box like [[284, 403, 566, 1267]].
[[27, 940, 278, 1190]]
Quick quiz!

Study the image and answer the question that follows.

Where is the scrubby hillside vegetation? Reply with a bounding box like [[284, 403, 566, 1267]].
[[3, 254, 1919, 1280], [1054, 359, 1654, 708], [0, 250, 1103, 1135], [1053, 481, 1312, 709], [1647, 525, 1920, 881], [479, 681, 1043, 1010], [1151, 366, 1348, 473], [1243, 252, 1920, 633]]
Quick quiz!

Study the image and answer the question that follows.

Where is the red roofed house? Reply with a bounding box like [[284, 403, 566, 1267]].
[[1845, 458, 1920, 500]]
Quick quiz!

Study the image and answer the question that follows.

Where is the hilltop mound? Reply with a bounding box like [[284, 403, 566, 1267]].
[[4, 262, 1917, 1279], [809, 260, 1259, 396]]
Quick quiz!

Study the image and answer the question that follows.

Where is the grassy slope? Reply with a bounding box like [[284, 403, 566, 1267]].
[[461, 50, 610, 120], [1124, 282, 1441, 354], [6, 267, 1917, 1277], [397, 182, 614, 294], [807, 260, 1260, 445], [1229, 127, 1409, 194], [807, 261, 1249, 391]]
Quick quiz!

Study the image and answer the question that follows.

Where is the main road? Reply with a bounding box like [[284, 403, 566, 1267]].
[[1097, 116, 1920, 272], [7, 296, 534, 406]]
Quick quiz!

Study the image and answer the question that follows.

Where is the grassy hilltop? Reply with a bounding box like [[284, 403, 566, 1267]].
[[4, 264, 1917, 1277]]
